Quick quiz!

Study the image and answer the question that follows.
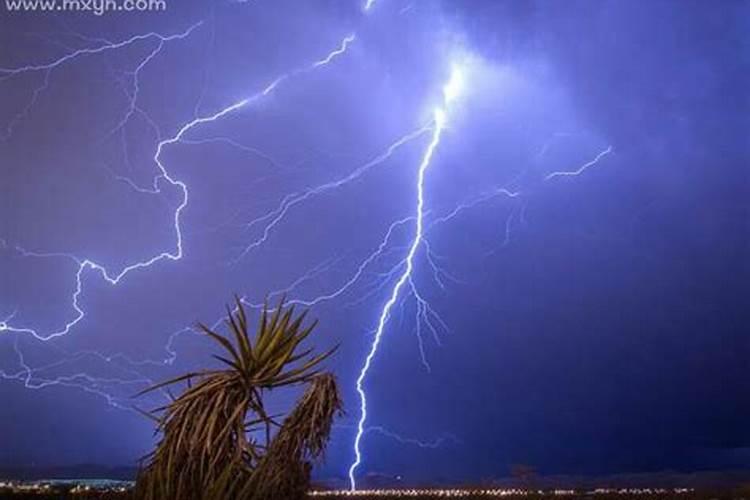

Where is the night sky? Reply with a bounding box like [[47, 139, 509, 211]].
[[0, 0, 748, 486]]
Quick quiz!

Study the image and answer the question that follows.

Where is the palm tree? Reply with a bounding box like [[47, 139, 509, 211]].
[[133, 296, 342, 500]]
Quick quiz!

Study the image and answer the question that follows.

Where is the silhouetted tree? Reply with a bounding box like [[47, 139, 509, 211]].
[[133, 297, 342, 500]]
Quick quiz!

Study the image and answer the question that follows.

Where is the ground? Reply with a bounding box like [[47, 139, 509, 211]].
[[2, 489, 750, 500]]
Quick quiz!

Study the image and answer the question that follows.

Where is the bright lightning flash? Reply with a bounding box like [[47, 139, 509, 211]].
[[0, 30, 356, 342], [348, 63, 466, 490], [0, 15, 616, 478], [0, 27, 357, 404]]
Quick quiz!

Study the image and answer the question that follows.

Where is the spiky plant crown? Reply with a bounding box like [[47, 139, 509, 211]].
[[133, 297, 341, 500]]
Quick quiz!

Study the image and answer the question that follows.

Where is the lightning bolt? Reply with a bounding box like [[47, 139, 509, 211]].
[[234, 124, 429, 262], [426, 145, 614, 242], [0, 24, 204, 78], [1, 334, 157, 410], [365, 425, 461, 450], [0, 29, 357, 416], [1, 9, 618, 483], [348, 64, 464, 490], [0, 23, 204, 141], [313, 34, 356, 68], [336, 423, 462, 450], [544, 145, 613, 181], [0, 31, 356, 342], [241, 215, 416, 309]]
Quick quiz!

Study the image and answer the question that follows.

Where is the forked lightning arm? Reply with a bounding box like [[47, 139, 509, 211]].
[[0, 6, 614, 482], [348, 65, 464, 489]]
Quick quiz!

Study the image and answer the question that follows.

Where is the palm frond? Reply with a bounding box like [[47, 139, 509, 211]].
[[133, 295, 341, 500]]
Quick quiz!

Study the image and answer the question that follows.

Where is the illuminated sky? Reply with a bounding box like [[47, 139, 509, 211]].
[[0, 0, 748, 485]]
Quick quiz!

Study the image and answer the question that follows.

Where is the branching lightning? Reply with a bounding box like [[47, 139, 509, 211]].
[[348, 64, 464, 490], [0, 28, 356, 341], [0, 24, 204, 78], [0, 26, 357, 403], [0, 8, 617, 484], [0, 23, 203, 142], [365, 425, 462, 450], [544, 145, 613, 181], [235, 125, 430, 261], [335, 423, 462, 450], [242, 215, 415, 309]]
